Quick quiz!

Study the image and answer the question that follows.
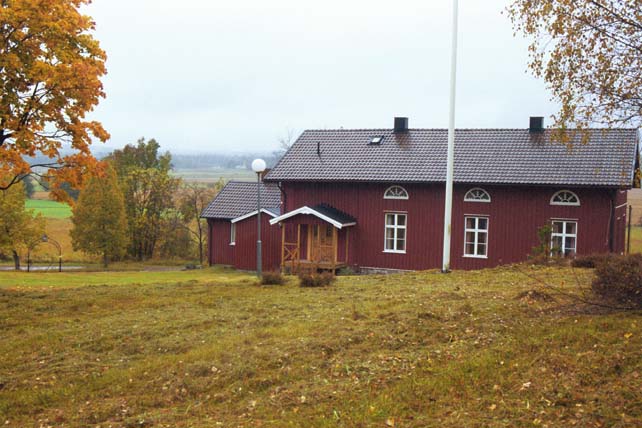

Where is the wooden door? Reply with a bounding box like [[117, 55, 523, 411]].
[[310, 224, 335, 263]]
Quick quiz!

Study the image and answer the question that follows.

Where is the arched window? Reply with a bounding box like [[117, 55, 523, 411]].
[[464, 188, 491, 203], [384, 185, 409, 200], [550, 190, 580, 206]]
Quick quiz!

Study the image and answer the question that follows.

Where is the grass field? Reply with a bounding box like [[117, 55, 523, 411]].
[[629, 225, 642, 254], [25, 199, 72, 219], [0, 266, 236, 289], [0, 266, 640, 427]]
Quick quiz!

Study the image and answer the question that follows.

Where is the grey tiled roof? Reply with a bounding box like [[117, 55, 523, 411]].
[[264, 207, 281, 217], [265, 129, 639, 187], [312, 204, 356, 226], [200, 181, 281, 219]]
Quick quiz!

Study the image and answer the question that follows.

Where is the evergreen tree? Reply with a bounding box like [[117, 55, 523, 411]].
[[71, 166, 128, 267]]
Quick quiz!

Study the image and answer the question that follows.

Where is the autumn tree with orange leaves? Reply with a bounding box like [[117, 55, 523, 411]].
[[508, 0, 642, 131], [0, 0, 108, 200]]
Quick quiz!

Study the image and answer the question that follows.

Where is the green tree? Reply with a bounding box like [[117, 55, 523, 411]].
[[158, 207, 196, 261], [71, 166, 128, 267], [178, 182, 221, 264], [107, 138, 180, 260], [0, 180, 45, 270], [508, 0, 642, 133], [0, 0, 109, 195]]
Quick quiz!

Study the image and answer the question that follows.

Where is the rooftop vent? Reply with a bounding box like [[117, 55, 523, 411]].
[[529, 116, 544, 133], [394, 117, 409, 133], [369, 136, 384, 145]]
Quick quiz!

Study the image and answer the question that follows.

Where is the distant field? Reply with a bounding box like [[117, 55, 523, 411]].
[[172, 168, 255, 183], [25, 199, 72, 219]]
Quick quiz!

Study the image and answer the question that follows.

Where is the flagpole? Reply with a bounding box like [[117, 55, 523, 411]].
[[442, 0, 459, 273]]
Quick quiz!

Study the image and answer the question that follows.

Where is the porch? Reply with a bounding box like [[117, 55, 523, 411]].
[[269, 204, 356, 273]]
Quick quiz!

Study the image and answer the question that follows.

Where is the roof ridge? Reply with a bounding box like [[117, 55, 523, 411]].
[[226, 180, 278, 185], [302, 128, 640, 132]]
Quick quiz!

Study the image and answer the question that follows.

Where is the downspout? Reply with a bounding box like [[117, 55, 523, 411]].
[[608, 190, 616, 252], [277, 181, 287, 212], [207, 219, 213, 266], [276, 181, 288, 271]]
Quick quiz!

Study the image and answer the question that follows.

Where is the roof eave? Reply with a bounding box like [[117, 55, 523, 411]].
[[231, 208, 280, 224], [261, 177, 633, 188], [269, 206, 356, 229]]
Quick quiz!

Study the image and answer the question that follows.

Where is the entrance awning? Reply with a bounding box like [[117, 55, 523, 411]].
[[269, 203, 356, 229]]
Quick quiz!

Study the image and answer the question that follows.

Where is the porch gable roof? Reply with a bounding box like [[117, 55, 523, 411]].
[[269, 203, 356, 229], [231, 207, 281, 224]]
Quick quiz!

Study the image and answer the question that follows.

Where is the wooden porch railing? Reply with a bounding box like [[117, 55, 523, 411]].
[[281, 224, 302, 272], [280, 224, 349, 274], [282, 241, 300, 272]]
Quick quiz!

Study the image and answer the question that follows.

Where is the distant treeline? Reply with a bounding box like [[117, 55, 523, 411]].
[[24, 149, 284, 171], [170, 152, 283, 170]]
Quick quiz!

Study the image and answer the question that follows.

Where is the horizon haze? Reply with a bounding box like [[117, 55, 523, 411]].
[[84, 0, 558, 154]]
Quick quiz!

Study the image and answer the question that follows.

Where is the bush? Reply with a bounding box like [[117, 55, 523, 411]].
[[261, 271, 285, 285], [298, 271, 335, 287], [592, 254, 642, 308], [529, 225, 561, 265], [336, 266, 358, 276], [571, 253, 613, 269]]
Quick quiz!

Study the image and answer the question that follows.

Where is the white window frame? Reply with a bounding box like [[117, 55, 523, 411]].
[[230, 222, 236, 245], [384, 185, 409, 200], [550, 219, 578, 256], [550, 190, 580, 206], [464, 187, 491, 203], [384, 213, 407, 254], [463, 216, 489, 258]]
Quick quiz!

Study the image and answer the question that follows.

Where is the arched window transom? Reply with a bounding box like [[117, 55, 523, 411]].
[[464, 188, 491, 203], [384, 185, 409, 200], [550, 190, 580, 206]]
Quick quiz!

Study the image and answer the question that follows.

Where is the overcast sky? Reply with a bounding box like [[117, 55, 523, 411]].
[[84, 0, 558, 154]]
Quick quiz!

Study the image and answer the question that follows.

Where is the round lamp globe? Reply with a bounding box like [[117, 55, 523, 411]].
[[251, 158, 267, 173]]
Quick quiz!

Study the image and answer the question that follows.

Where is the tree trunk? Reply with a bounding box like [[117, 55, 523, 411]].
[[103, 252, 109, 268], [12, 250, 20, 271]]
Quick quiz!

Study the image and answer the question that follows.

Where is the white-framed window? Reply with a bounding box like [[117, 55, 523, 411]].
[[464, 188, 491, 202], [550, 190, 580, 206], [384, 185, 409, 200], [230, 223, 236, 245], [551, 220, 577, 256], [464, 216, 488, 258], [384, 213, 407, 253]]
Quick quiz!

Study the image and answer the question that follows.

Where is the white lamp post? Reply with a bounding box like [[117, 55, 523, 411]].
[[251, 158, 267, 277], [442, 0, 459, 273]]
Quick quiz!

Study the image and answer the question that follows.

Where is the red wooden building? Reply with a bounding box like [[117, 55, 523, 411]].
[[202, 118, 639, 272], [201, 181, 282, 271]]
